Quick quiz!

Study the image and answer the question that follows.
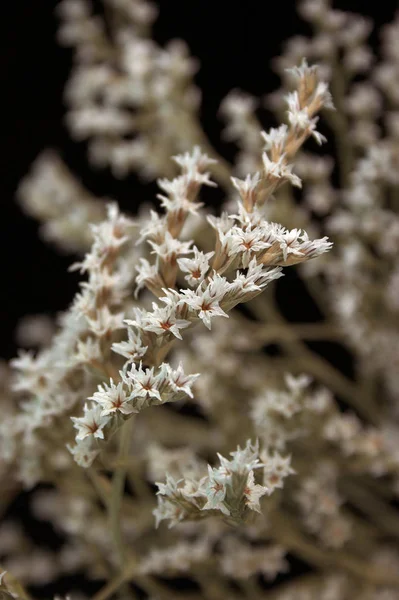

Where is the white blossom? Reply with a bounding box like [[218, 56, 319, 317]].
[[202, 466, 230, 515], [177, 248, 214, 286], [180, 276, 231, 329], [262, 152, 302, 187], [89, 379, 137, 416], [112, 326, 148, 361], [139, 302, 191, 340], [148, 231, 193, 262], [71, 403, 110, 441], [243, 470, 270, 512]]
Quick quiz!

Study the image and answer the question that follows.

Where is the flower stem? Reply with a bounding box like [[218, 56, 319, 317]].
[[109, 416, 134, 567]]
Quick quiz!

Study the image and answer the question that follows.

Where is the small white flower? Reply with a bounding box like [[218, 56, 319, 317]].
[[177, 248, 214, 286], [180, 276, 231, 329], [231, 172, 261, 208], [285, 373, 312, 395], [201, 466, 230, 515], [285, 58, 317, 82], [73, 337, 102, 365], [67, 437, 100, 468], [261, 125, 288, 154], [286, 92, 327, 144], [155, 473, 182, 497], [166, 363, 200, 398], [148, 231, 193, 262], [242, 258, 283, 291], [262, 153, 302, 188], [85, 306, 125, 337], [136, 210, 166, 245], [135, 258, 163, 296], [172, 145, 217, 175], [153, 497, 186, 529], [207, 212, 233, 236], [142, 303, 191, 340], [224, 439, 262, 475], [121, 363, 162, 404], [71, 403, 110, 441], [112, 326, 148, 361], [262, 452, 295, 492], [244, 470, 270, 512], [90, 379, 137, 416], [227, 225, 272, 268]]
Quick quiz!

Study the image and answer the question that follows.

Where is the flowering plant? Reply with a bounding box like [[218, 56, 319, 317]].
[[2, 1, 399, 599]]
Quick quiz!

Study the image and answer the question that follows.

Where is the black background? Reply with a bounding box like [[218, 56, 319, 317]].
[[1, 0, 397, 360]]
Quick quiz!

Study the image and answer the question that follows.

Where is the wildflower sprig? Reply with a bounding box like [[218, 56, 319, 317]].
[[153, 440, 294, 527], [68, 95, 333, 465]]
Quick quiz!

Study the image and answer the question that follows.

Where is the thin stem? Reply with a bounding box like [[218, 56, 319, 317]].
[[343, 479, 399, 540], [249, 296, 379, 423], [270, 511, 399, 587], [109, 417, 134, 567], [252, 321, 343, 344]]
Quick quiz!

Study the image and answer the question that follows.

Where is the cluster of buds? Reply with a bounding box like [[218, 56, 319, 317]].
[[154, 440, 294, 527], [67, 61, 333, 466]]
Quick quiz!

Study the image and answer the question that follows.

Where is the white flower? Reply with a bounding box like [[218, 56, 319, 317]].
[[177, 248, 214, 286], [121, 363, 162, 404], [172, 145, 217, 177], [85, 306, 125, 337], [180, 275, 231, 329], [112, 326, 148, 361], [165, 363, 200, 398], [221, 439, 262, 475], [155, 473, 182, 497], [296, 232, 333, 261], [73, 337, 102, 365], [262, 153, 302, 188], [227, 225, 272, 268], [201, 466, 230, 515], [219, 90, 257, 120], [148, 231, 193, 262], [135, 258, 163, 296], [141, 302, 191, 340], [286, 92, 327, 144], [153, 497, 186, 529], [67, 438, 100, 468], [90, 379, 137, 416], [127, 300, 191, 340], [261, 125, 288, 154], [71, 403, 110, 441], [136, 210, 166, 245], [240, 259, 283, 291], [231, 172, 261, 208], [158, 191, 203, 218], [285, 57, 317, 82], [207, 212, 233, 235], [262, 452, 295, 492], [243, 470, 270, 512]]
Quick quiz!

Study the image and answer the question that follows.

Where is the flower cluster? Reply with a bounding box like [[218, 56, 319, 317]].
[[154, 440, 294, 527]]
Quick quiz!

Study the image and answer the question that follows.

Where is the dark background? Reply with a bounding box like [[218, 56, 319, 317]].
[[1, 0, 398, 360]]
